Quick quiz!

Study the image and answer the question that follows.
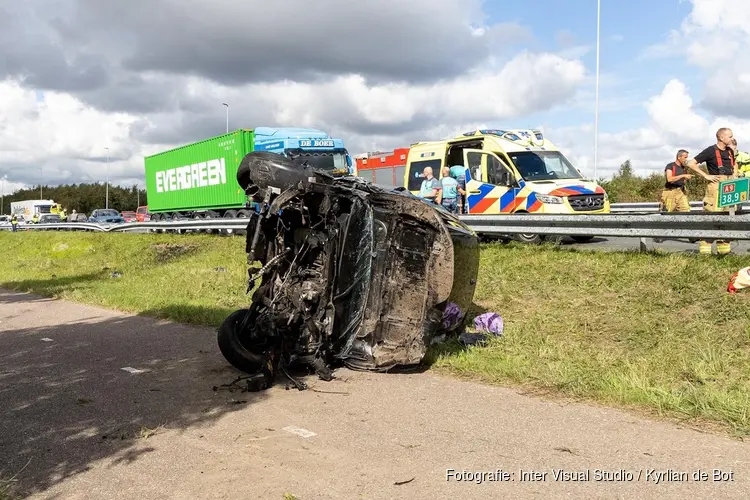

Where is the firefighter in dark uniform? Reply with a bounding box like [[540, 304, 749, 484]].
[[661, 149, 693, 212], [685, 127, 737, 255]]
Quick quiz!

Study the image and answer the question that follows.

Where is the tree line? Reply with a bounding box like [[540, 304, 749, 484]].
[[1, 183, 147, 215], [598, 160, 708, 203]]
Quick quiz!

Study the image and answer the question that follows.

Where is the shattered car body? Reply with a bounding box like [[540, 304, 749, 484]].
[[217, 151, 480, 391]]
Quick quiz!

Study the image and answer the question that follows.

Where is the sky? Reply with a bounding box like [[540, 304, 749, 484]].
[[2, 0, 750, 195]]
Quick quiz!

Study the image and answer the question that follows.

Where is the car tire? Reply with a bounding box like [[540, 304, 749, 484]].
[[217, 309, 267, 374], [236, 209, 251, 235], [571, 236, 595, 243], [514, 233, 543, 244], [223, 210, 238, 235]]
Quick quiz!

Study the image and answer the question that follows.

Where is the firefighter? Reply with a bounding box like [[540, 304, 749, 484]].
[[685, 127, 737, 255], [730, 139, 750, 177], [660, 149, 693, 212], [10, 214, 18, 232], [32, 213, 39, 224], [59, 207, 67, 221]]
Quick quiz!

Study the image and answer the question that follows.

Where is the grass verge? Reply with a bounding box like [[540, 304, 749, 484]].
[[0, 231, 249, 325], [2, 232, 750, 435]]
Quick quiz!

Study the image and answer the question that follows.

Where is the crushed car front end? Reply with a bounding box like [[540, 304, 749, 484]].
[[217, 151, 479, 391]]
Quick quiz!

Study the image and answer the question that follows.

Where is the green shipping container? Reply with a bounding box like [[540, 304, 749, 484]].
[[144, 130, 255, 213]]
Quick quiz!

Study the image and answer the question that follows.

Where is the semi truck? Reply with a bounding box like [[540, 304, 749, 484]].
[[144, 127, 352, 223]]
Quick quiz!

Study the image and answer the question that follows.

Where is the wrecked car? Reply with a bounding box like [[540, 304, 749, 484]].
[[217, 151, 480, 391]]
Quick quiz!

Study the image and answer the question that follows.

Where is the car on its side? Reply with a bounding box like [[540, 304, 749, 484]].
[[217, 151, 480, 392]]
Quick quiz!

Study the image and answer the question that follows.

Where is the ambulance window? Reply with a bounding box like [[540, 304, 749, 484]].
[[465, 152, 483, 181], [407, 159, 442, 191], [487, 156, 511, 185]]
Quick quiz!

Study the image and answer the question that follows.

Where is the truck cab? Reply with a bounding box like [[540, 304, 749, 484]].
[[404, 129, 610, 216], [253, 127, 353, 176]]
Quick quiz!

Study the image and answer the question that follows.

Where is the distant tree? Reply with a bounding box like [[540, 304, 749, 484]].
[[598, 159, 706, 203], [1, 183, 147, 215]]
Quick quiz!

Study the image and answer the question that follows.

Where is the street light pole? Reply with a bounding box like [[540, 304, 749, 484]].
[[222, 102, 229, 133], [593, 0, 601, 181], [105, 147, 110, 209]]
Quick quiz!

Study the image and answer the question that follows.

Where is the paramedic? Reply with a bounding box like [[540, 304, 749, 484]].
[[449, 164, 467, 214], [661, 149, 693, 212], [437, 166, 465, 214], [418, 166, 440, 202], [685, 127, 736, 255]]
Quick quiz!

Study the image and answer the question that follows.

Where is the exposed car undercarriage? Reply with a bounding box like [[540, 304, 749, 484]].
[[217, 151, 479, 391]]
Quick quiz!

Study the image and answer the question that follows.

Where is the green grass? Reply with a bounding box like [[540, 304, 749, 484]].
[[0, 232, 249, 325], [430, 242, 750, 435], [2, 232, 750, 435]]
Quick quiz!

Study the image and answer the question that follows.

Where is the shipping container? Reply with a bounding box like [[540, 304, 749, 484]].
[[144, 127, 352, 224], [144, 130, 254, 215]]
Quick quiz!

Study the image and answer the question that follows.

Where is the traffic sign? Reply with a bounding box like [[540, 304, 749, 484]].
[[717, 178, 750, 208]]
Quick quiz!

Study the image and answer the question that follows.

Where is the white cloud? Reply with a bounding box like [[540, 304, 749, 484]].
[[0, 49, 586, 191], [0, 80, 139, 187], [563, 0, 750, 180], [640, 0, 750, 117], [551, 79, 750, 179]]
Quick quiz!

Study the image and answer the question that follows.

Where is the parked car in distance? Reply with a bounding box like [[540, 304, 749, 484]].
[[39, 213, 62, 224], [136, 205, 150, 222], [68, 213, 88, 222], [122, 211, 137, 223], [88, 209, 125, 224]]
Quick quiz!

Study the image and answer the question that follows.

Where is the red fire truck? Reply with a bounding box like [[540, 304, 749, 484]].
[[354, 148, 410, 188]]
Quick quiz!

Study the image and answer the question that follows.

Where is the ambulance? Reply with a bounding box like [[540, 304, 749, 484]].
[[403, 129, 610, 243]]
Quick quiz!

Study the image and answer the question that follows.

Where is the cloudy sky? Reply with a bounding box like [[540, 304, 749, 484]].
[[1, 0, 750, 194]]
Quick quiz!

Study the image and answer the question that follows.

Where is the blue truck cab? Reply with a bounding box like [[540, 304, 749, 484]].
[[253, 127, 353, 175]]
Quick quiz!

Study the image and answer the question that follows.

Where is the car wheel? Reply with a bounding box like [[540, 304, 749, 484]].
[[514, 233, 543, 245], [571, 236, 595, 243], [236, 209, 251, 235], [223, 210, 238, 235], [217, 309, 267, 374]]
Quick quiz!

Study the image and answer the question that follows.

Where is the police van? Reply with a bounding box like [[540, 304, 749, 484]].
[[403, 129, 611, 243]]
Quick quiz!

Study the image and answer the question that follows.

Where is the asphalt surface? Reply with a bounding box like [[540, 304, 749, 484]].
[[1, 289, 750, 500]]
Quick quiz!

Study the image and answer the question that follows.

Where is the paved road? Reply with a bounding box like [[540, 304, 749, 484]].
[[1, 289, 750, 500]]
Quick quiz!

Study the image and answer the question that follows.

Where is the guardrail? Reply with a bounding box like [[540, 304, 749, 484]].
[[5, 213, 750, 242], [610, 201, 750, 213], [0, 220, 247, 233], [459, 213, 750, 240]]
